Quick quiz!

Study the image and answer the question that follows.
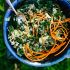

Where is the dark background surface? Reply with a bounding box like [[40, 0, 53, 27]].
[[0, 0, 70, 70]]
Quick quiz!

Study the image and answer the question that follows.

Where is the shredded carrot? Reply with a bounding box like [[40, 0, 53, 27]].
[[55, 40, 70, 56]]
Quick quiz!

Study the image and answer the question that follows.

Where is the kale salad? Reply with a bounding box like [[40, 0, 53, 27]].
[[8, 0, 69, 61]]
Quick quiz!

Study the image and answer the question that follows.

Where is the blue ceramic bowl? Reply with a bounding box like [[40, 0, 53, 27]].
[[3, 0, 70, 67]]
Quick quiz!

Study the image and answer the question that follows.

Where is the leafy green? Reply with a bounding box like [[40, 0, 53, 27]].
[[0, 5, 4, 12]]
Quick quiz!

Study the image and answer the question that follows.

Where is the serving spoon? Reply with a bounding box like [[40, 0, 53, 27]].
[[6, 0, 28, 25]]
